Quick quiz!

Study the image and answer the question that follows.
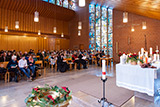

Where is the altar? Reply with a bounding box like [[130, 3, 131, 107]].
[[116, 64, 160, 102]]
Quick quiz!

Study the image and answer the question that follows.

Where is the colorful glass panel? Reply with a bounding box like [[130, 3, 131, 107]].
[[63, 0, 68, 8], [96, 5, 101, 51], [69, 0, 76, 10], [89, 4, 95, 51], [57, 0, 62, 6], [108, 8, 113, 57], [101, 6, 107, 53], [49, 0, 55, 4], [89, 4, 113, 56], [42, 0, 48, 2]]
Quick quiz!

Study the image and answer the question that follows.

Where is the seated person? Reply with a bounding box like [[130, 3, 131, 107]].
[[28, 55, 36, 79], [49, 54, 57, 68], [72, 51, 80, 70], [18, 55, 32, 82], [6, 52, 12, 61], [78, 53, 87, 69], [7, 55, 22, 82]]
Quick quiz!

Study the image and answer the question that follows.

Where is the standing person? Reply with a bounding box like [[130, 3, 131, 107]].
[[57, 53, 62, 72], [7, 55, 22, 82], [28, 55, 36, 79], [18, 55, 32, 82]]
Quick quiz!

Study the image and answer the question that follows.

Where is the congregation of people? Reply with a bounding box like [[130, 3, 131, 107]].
[[0, 49, 106, 83]]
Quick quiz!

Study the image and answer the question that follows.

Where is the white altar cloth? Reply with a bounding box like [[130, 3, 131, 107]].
[[116, 64, 159, 96]]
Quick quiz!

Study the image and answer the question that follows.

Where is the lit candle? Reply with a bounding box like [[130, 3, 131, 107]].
[[150, 47, 152, 56], [102, 60, 106, 80]]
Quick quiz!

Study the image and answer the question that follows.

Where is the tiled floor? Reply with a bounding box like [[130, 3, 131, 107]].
[[0, 65, 158, 107]]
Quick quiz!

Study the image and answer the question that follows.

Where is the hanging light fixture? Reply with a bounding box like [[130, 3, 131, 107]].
[[61, 33, 64, 37], [4, 26, 8, 32], [15, 21, 19, 29], [142, 22, 147, 30], [79, 0, 85, 7], [44, 37, 47, 39], [34, 11, 39, 22], [53, 27, 57, 33], [38, 30, 41, 35], [15, 0, 19, 29], [78, 31, 81, 36], [131, 25, 135, 32], [78, 22, 82, 30], [123, 12, 128, 23]]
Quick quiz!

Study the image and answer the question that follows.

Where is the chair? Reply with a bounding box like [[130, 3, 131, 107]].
[[2, 62, 9, 83], [92, 56, 97, 66], [67, 60, 74, 71]]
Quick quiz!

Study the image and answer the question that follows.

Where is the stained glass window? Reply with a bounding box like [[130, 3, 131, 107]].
[[57, 0, 62, 6], [63, 0, 68, 8], [42, 0, 48, 2], [108, 8, 113, 57], [89, 4, 113, 56], [101, 6, 107, 53], [69, 0, 76, 10], [49, 0, 55, 4], [89, 4, 95, 50], [96, 5, 101, 51]]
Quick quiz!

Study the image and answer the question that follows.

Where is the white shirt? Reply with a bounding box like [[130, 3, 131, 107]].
[[18, 59, 28, 68]]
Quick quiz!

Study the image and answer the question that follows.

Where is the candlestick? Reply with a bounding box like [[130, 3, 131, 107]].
[[102, 60, 106, 80]]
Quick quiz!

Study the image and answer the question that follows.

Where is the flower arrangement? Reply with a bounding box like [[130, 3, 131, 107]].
[[118, 52, 123, 57], [25, 84, 72, 107], [126, 53, 143, 64]]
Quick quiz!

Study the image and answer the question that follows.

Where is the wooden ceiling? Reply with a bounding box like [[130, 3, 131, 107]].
[[0, 0, 75, 21], [88, 0, 160, 20]]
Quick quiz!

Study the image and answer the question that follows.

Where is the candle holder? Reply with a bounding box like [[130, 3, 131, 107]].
[[98, 78, 112, 107]]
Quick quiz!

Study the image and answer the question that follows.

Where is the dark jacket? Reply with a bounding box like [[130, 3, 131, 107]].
[[7, 60, 18, 70]]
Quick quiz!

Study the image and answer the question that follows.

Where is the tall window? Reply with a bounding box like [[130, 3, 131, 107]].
[[89, 4, 113, 57], [69, 0, 76, 10], [63, 0, 68, 8], [42, 0, 48, 2], [49, 0, 55, 4], [57, 0, 62, 6], [41, 0, 76, 11]]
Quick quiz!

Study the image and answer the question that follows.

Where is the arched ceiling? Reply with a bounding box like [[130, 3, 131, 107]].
[[0, 0, 76, 21], [88, 0, 160, 20]]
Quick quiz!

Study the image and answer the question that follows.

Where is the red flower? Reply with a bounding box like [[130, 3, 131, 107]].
[[33, 88, 39, 92], [62, 87, 70, 94], [48, 95, 55, 103]]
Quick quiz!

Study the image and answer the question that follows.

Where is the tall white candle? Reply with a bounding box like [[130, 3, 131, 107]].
[[138, 51, 140, 58], [157, 54, 160, 61], [141, 48, 144, 55], [145, 52, 148, 57], [156, 46, 158, 50], [150, 47, 152, 55], [102, 60, 106, 80]]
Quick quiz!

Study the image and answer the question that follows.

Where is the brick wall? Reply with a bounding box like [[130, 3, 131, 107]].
[[69, 5, 89, 50], [69, 8, 160, 62], [113, 10, 160, 62]]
